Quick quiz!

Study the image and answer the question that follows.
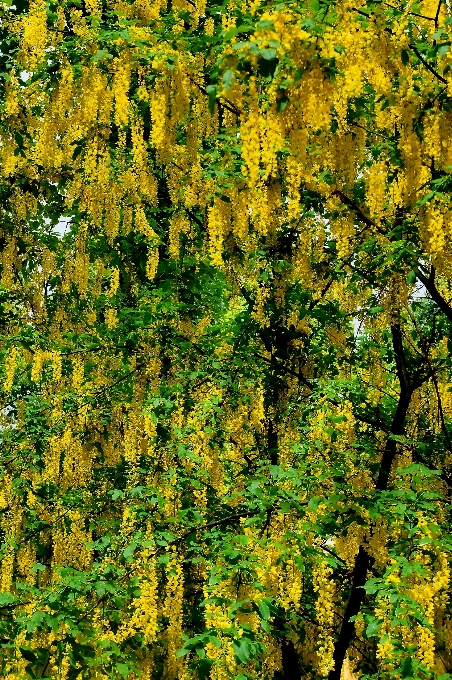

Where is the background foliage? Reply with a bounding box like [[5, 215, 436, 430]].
[[1, 0, 452, 678]]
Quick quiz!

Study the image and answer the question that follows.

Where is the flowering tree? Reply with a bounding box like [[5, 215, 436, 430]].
[[1, 0, 452, 678]]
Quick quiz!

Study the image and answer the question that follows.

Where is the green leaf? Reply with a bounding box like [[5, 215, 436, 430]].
[[208, 636, 221, 649], [257, 599, 270, 620], [406, 270, 416, 285], [0, 592, 18, 606], [260, 48, 277, 60], [433, 29, 448, 40], [223, 24, 253, 40], [197, 658, 214, 680], [368, 507, 379, 520], [111, 489, 125, 500], [365, 619, 381, 637], [27, 610, 46, 632], [308, 496, 321, 511], [205, 84, 217, 114], [116, 663, 130, 677], [72, 145, 84, 161], [417, 190, 436, 206], [123, 543, 136, 558], [176, 646, 190, 658], [363, 578, 381, 594], [417, 536, 433, 545], [401, 656, 413, 678], [277, 96, 289, 112], [19, 647, 37, 662], [233, 639, 250, 664], [91, 49, 110, 62], [223, 69, 234, 90]]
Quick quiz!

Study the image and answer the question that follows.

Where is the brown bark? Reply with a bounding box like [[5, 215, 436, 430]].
[[328, 325, 414, 680]]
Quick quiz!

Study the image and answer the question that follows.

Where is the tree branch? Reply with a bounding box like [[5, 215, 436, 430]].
[[416, 265, 452, 325], [328, 325, 414, 680], [409, 44, 447, 84]]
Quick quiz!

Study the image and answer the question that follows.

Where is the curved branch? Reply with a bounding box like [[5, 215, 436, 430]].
[[416, 266, 452, 325], [409, 44, 447, 84]]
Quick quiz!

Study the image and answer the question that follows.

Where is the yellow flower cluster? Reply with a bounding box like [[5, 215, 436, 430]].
[[313, 561, 335, 676], [3, 346, 17, 394], [208, 200, 225, 266], [165, 552, 184, 679], [21, 0, 47, 69]]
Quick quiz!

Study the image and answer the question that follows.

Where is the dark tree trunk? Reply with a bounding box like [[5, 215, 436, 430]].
[[281, 639, 302, 680], [328, 325, 415, 680]]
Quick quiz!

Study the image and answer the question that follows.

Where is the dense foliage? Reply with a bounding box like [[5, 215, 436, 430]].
[[2, 0, 452, 678]]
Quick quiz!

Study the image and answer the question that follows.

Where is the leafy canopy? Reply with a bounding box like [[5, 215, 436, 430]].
[[2, 0, 452, 679]]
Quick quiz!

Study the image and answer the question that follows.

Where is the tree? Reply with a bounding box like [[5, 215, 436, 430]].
[[1, 0, 452, 678]]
